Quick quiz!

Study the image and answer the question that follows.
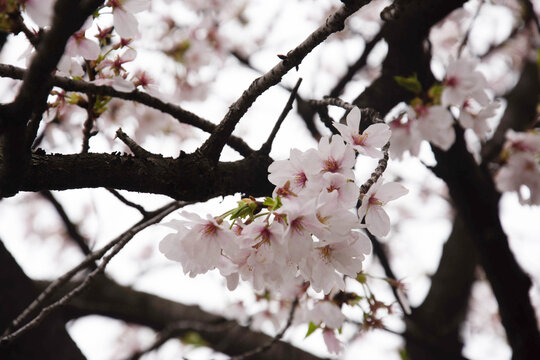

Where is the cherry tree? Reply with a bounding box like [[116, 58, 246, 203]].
[[0, 0, 540, 359]]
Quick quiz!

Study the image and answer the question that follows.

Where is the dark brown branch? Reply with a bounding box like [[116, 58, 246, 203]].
[[230, 297, 299, 360], [0, 149, 275, 201], [35, 277, 323, 360], [259, 78, 302, 154], [432, 126, 540, 359], [106, 188, 149, 217], [200, 0, 371, 161], [127, 320, 235, 360], [405, 215, 477, 359], [0, 64, 254, 157], [329, 32, 383, 98], [1, 200, 186, 346], [0, 240, 86, 360], [115, 128, 157, 159], [40, 190, 92, 256]]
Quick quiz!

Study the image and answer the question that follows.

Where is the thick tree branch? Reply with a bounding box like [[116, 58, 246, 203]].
[[35, 277, 324, 360], [200, 0, 371, 161], [352, 1, 540, 357], [0, 240, 86, 360], [405, 215, 477, 359], [0, 149, 274, 200], [1, 200, 186, 345], [0, 0, 104, 197]]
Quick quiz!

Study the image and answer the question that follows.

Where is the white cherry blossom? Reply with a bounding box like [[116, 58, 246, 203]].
[[441, 58, 489, 107], [409, 104, 455, 151], [358, 178, 408, 237], [158, 213, 234, 277], [333, 107, 391, 158], [22, 0, 54, 27], [316, 135, 356, 178]]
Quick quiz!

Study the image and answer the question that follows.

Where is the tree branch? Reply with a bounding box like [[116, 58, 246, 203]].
[[200, 0, 371, 161], [34, 277, 324, 360], [0, 150, 274, 200], [0, 64, 254, 157], [1, 200, 187, 346]]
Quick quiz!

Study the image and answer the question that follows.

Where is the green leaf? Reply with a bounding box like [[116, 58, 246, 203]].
[[181, 331, 208, 347], [305, 321, 319, 338], [428, 83, 444, 104], [394, 74, 422, 94], [399, 348, 410, 360]]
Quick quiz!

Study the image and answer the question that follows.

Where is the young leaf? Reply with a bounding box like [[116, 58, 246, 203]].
[[394, 74, 422, 94], [305, 321, 320, 338]]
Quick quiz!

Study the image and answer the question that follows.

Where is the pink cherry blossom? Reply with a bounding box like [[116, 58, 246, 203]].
[[21, 0, 54, 27], [441, 58, 490, 107], [268, 148, 320, 195], [316, 135, 356, 178], [158, 213, 234, 277], [459, 100, 500, 140], [300, 233, 370, 294], [333, 107, 391, 158], [409, 104, 455, 151], [107, 0, 148, 39], [310, 301, 345, 329], [388, 115, 423, 159], [317, 172, 360, 210], [358, 178, 408, 237], [323, 329, 343, 354]]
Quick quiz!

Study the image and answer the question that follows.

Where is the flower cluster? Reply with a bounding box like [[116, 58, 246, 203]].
[[495, 130, 540, 205], [389, 58, 500, 159], [159, 106, 407, 353]]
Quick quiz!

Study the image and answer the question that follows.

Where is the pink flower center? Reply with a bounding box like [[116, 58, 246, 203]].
[[445, 76, 459, 87], [368, 196, 382, 206], [202, 222, 218, 236], [294, 172, 308, 188], [324, 158, 340, 173], [352, 133, 367, 146], [319, 245, 332, 264]]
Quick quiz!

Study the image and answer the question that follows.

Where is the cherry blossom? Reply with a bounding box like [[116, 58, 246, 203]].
[[300, 233, 370, 294], [388, 114, 423, 159], [459, 100, 500, 140], [333, 106, 391, 158], [441, 58, 489, 107], [107, 0, 148, 39], [358, 178, 408, 237], [495, 130, 540, 205], [316, 134, 356, 178], [21, 0, 54, 27], [408, 103, 455, 151], [268, 148, 320, 196], [158, 213, 235, 277]]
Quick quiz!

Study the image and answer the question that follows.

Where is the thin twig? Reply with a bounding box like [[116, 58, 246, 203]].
[[329, 32, 383, 98], [200, 0, 370, 161], [359, 142, 390, 196], [366, 231, 409, 315], [115, 128, 157, 158], [106, 188, 149, 217], [40, 190, 93, 256], [0, 200, 188, 345], [0, 64, 253, 157], [309, 97, 355, 111], [126, 320, 235, 360], [259, 78, 303, 154], [229, 297, 299, 360]]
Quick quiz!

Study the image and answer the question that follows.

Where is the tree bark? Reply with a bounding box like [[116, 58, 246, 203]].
[[0, 239, 86, 360]]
